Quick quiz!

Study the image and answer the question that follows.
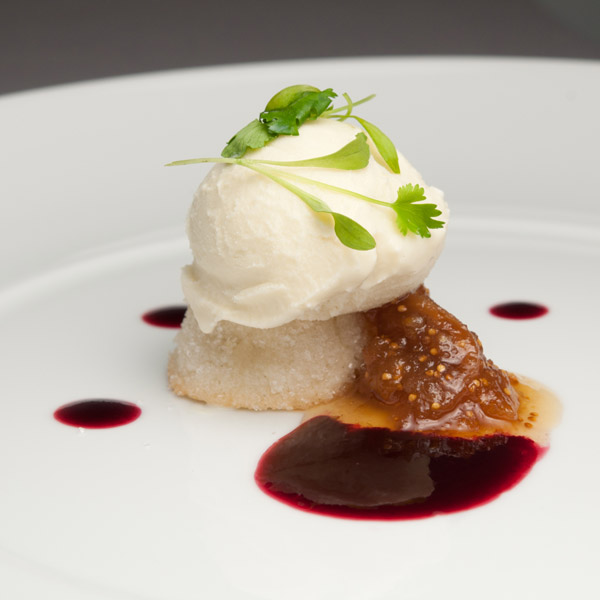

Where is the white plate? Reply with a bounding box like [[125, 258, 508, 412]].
[[1, 57, 599, 600]]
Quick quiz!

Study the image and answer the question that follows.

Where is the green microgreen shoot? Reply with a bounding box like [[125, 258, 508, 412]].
[[246, 163, 376, 251], [323, 93, 376, 116], [347, 115, 400, 174], [323, 92, 400, 174], [251, 169, 444, 239], [168, 85, 445, 251], [250, 133, 370, 170], [166, 134, 369, 170]]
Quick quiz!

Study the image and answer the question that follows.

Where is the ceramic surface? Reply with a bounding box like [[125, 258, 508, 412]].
[[1, 57, 599, 599]]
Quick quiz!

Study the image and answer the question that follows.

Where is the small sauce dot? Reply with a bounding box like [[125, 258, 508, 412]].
[[489, 302, 548, 320], [54, 399, 141, 429], [142, 305, 186, 328]]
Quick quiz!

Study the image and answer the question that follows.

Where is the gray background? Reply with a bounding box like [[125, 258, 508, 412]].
[[2, 0, 600, 96]]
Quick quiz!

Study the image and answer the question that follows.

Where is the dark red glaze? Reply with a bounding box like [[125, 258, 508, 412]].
[[142, 305, 186, 328], [489, 302, 548, 320], [54, 399, 142, 429], [255, 416, 543, 520]]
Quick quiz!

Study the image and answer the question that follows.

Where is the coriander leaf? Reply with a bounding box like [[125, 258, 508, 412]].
[[351, 116, 400, 174], [392, 184, 444, 238], [248, 163, 376, 251], [249, 133, 370, 170], [222, 119, 277, 158], [260, 88, 336, 136], [264, 85, 321, 111]]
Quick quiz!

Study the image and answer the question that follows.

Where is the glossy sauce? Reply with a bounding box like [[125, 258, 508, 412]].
[[256, 417, 543, 520], [142, 305, 186, 328], [489, 302, 548, 320], [54, 399, 142, 429]]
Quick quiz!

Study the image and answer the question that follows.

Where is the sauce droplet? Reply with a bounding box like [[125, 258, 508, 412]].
[[489, 302, 548, 320], [142, 305, 186, 328], [54, 399, 142, 429]]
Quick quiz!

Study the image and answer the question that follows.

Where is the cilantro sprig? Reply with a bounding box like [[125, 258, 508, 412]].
[[168, 85, 445, 250], [222, 86, 336, 157], [260, 87, 336, 136], [221, 85, 400, 176], [392, 184, 444, 237]]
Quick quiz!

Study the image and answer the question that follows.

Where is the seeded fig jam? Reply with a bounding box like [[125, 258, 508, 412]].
[[359, 286, 520, 433]]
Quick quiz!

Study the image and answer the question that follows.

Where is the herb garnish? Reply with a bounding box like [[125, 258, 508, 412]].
[[168, 85, 444, 250], [222, 86, 335, 158]]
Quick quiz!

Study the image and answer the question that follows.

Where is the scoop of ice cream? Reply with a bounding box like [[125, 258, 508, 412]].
[[182, 118, 448, 333]]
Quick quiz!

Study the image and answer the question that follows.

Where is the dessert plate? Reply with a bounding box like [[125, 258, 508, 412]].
[[1, 57, 599, 600]]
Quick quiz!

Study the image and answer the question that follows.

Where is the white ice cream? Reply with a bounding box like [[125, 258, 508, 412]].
[[182, 118, 448, 333]]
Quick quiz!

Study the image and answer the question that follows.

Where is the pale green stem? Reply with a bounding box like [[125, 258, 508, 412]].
[[248, 162, 392, 208], [165, 156, 240, 167], [323, 94, 376, 116], [168, 154, 393, 209], [242, 162, 296, 188], [336, 93, 354, 121]]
